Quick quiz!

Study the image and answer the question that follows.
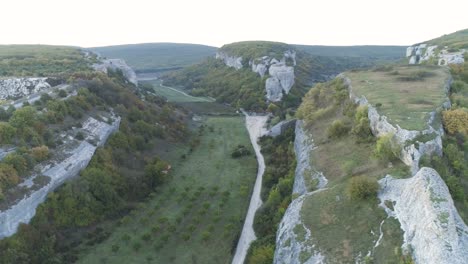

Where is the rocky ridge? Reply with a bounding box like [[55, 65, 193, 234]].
[[0, 115, 120, 238], [273, 121, 328, 264], [274, 75, 468, 263], [407, 43, 465, 65], [215, 50, 296, 102], [93, 58, 138, 86]]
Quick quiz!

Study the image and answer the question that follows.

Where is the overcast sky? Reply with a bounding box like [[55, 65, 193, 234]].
[[1, 0, 467, 48]]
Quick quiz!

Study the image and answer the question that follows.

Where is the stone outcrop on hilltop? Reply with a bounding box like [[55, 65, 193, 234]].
[[407, 43, 465, 65], [379, 168, 468, 264], [215, 50, 296, 102], [341, 75, 450, 174], [0, 78, 51, 100], [0, 115, 120, 238], [93, 58, 138, 86]]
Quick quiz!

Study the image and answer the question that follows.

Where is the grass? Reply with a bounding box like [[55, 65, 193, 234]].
[[301, 185, 404, 263], [345, 65, 450, 131], [295, 82, 408, 262], [77, 116, 257, 264], [142, 79, 214, 103]]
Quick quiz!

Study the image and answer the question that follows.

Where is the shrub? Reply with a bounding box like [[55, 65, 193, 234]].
[[347, 176, 379, 200], [442, 109, 468, 135], [248, 244, 274, 264], [31, 146, 49, 162], [374, 134, 400, 162], [58, 89, 67, 98], [327, 120, 350, 138]]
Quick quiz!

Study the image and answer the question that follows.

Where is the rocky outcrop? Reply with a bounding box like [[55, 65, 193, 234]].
[[0, 116, 120, 238], [292, 121, 327, 195], [215, 50, 296, 102], [0, 78, 51, 100], [215, 52, 243, 70], [341, 75, 447, 174], [407, 43, 465, 65], [93, 59, 138, 86], [379, 167, 468, 264], [274, 190, 326, 264], [266, 119, 296, 137], [274, 121, 328, 263]]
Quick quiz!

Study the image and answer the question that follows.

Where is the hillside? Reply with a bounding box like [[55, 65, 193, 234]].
[[90, 43, 217, 73], [274, 32, 468, 264], [0, 45, 93, 76], [427, 28, 468, 49], [163, 41, 385, 112], [294, 44, 405, 60]]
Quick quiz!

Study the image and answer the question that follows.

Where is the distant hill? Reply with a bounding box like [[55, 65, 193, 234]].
[[164, 41, 390, 111], [0, 45, 91, 77], [89, 43, 217, 73], [294, 44, 406, 61]]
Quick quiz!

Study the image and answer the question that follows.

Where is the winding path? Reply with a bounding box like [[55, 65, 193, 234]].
[[232, 114, 269, 264]]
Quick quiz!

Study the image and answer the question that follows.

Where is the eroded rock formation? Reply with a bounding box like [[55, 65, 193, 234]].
[[407, 43, 465, 65], [215, 50, 296, 102], [0, 78, 51, 100], [0, 116, 120, 238], [93, 59, 138, 86]]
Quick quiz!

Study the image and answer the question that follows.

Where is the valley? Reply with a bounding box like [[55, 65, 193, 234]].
[[0, 26, 467, 264]]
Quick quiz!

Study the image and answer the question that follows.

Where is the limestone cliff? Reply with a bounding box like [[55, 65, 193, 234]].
[[274, 76, 467, 264], [215, 50, 296, 102], [93, 58, 138, 86], [0, 115, 120, 238], [407, 43, 465, 65]]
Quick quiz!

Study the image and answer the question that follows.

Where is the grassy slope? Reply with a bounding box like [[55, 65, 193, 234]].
[[0, 45, 91, 77], [426, 28, 468, 49], [77, 116, 257, 264], [345, 65, 449, 130], [296, 79, 408, 263], [90, 43, 217, 73]]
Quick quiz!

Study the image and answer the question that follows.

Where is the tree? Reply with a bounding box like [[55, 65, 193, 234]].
[[9, 106, 35, 130], [0, 122, 16, 144], [374, 134, 399, 163], [248, 244, 274, 264]]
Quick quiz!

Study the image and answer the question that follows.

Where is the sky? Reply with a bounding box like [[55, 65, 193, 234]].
[[1, 0, 467, 48]]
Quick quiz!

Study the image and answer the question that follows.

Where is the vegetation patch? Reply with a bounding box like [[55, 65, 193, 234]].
[[345, 65, 449, 130]]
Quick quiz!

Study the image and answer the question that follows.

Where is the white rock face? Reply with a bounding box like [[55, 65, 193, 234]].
[[274, 190, 326, 264], [215, 51, 243, 70], [216, 49, 296, 102], [266, 119, 296, 137], [379, 168, 468, 264], [274, 121, 328, 264], [266, 77, 284, 101], [93, 59, 138, 86], [0, 78, 51, 100], [406, 43, 465, 65], [292, 121, 327, 195], [0, 116, 120, 238]]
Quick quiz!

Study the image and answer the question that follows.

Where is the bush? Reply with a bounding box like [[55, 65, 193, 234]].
[[374, 134, 400, 162], [327, 120, 350, 138], [31, 146, 49, 162], [442, 109, 468, 135], [347, 176, 379, 200]]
